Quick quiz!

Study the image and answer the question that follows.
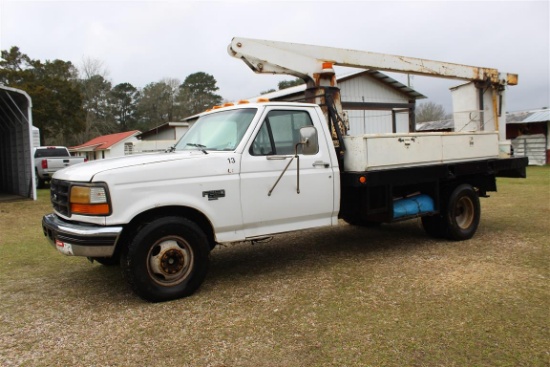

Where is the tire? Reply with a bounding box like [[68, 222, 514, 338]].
[[121, 216, 210, 302], [35, 171, 45, 189], [421, 214, 446, 238], [442, 184, 480, 241]]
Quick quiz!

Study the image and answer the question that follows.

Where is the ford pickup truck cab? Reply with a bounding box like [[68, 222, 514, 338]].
[[43, 102, 340, 301]]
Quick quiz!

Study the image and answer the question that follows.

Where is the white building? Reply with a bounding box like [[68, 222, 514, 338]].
[[69, 122, 191, 160], [253, 70, 426, 135], [70, 130, 141, 160]]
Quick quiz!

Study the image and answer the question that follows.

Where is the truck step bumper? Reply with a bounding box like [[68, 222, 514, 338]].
[[42, 213, 123, 257]]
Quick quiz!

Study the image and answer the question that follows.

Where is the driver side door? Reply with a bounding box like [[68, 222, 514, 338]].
[[240, 107, 336, 238]]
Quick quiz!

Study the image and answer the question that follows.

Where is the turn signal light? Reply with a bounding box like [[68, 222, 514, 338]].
[[70, 203, 110, 215]]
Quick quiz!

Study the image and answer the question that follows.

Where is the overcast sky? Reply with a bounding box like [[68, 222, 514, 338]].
[[1, 0, 549, 113]]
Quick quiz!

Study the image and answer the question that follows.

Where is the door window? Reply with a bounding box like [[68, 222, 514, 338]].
[[250, 110, 315, 156]]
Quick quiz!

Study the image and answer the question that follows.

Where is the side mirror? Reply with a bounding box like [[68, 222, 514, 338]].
[[299, 126, 319, 155]]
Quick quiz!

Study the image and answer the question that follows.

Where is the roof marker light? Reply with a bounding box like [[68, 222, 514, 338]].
[[321, 62, 336, 75]]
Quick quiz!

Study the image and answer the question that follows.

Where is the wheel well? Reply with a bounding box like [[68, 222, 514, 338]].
[[442, 174, 496, 197], [116, 206, 216, 253]]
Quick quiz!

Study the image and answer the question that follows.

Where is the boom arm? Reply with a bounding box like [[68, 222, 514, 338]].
[[229, 36, 518, 154], [228, 37, 517, 88]]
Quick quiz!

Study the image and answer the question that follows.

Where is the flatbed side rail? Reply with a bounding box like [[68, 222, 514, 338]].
[[341, 157, 528, 187]]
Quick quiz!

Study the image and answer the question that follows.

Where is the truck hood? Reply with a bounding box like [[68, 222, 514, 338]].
[[53, 151, 219, 182]]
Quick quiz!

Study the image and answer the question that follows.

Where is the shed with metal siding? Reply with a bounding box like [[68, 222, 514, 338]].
[[506, 109, 549, 165], [0, 86, 36, 201]]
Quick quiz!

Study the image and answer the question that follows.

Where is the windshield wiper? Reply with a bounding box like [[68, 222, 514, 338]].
[[186, 143, 208, 154]]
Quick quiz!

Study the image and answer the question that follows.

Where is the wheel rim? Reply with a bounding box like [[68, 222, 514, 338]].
[[147, 237, 194, 286], [454, 196, 475, 229]]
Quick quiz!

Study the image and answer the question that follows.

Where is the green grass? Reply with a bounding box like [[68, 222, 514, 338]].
[[1, 167, 548, 366]]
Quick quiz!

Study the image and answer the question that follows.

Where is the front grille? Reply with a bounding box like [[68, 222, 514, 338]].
[[50, 179, 71, 216]]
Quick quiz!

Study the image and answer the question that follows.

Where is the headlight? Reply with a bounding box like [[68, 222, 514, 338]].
[[70, 185, 111, 215]]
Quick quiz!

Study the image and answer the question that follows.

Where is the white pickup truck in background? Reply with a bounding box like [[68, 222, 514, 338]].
[[34, 146, 86, 188]]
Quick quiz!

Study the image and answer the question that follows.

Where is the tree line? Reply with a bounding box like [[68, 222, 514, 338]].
[[1, 46, 448, 146], [0, 47, 225, 146]]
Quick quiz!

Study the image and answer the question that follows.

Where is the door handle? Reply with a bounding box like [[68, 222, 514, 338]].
[[313, 161, 330, 168], [266, 155, 292, 160]]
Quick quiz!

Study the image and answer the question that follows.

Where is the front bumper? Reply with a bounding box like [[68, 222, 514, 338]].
[[42, 213, 123, 257]]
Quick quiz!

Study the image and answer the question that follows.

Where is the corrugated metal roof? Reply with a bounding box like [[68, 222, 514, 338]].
[[251, 70, 426, 101], [507, 109, 550, 124], [70, 130, 141, 151], [506, 111, 531, 123], [522, 109, 550, 123], [416, 119, 454, 131], [418, 108, 550, 131]]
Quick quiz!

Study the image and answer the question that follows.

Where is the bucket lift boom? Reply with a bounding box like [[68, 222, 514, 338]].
[[228, 37, 518, 152]]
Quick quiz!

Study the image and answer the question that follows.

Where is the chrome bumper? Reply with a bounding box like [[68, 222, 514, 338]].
[[42, 213, 123, 257]]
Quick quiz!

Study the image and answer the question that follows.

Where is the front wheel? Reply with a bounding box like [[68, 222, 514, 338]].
[[121, 217, 210, 302], [443, 184, 480, 241]]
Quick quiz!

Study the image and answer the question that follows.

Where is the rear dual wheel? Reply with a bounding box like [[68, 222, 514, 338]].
[[121, 216, 210, 302], [422, 184, 480, 241]]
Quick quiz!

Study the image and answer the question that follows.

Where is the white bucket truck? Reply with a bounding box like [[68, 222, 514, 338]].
[[42, 38, 527, 302]]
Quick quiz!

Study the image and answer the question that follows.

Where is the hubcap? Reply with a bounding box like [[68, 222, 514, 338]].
[[147, 238, 193, 286], [455, 196, 474, 229]]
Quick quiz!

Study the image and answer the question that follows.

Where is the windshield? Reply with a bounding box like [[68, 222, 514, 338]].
[[175, 108, 257, 152]]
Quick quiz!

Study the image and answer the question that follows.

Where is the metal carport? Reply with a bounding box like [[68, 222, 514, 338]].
[[0, 86, 36, 201]]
